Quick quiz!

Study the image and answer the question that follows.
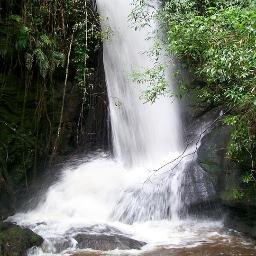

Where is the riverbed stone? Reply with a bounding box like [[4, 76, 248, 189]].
[[73, 233, 146, 251]]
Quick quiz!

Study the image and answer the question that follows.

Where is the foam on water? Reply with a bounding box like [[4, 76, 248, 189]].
[[9, 153, 225, 255]]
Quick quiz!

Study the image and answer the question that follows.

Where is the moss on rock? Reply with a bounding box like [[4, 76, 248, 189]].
[[0, 222, 43, 256]]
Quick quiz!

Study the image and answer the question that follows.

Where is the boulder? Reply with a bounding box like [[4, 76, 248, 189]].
[[198, 123, 232, 191], [0, 222, 43, 256], [196, 117, 254, 208], [178, 160, 218, 218], [73, 233, 146, 251], [193, 108, 256, 237]]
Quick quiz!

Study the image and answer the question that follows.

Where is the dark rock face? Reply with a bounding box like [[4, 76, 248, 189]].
[[179, 108, 226, 211], [195, 109, 248, 208], [178, 160, 217, 217], [224, 206, 256, 239], [197, 121, 234, 199], [184, 107, 256, 237], [0, 173, 15, 220], [0, 222, 43, 256], [81, 43, 109, 151], [74, 233, 146, 251], [183, 107, 235, 207]]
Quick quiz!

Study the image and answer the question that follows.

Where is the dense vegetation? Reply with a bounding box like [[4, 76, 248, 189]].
[[132, 0, 256, 199], [0, 0, 104, 217]]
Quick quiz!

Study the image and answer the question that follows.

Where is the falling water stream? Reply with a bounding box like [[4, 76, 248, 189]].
[[8, 0, 256, 255]]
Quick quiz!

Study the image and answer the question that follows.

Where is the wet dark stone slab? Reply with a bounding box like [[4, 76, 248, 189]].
[[74, 233, 146, 251]]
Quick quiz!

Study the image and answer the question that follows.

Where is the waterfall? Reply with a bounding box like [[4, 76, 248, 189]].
[[97, 0, 182, 167], [8, 1, 222, 255], [94, 0, 186, 222]]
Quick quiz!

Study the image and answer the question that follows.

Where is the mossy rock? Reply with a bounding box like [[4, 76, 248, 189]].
[[0, 222, 43, 256]]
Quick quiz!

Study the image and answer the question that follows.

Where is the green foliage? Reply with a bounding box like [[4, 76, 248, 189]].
[[232, 188, 245, 200], [132, 0, 256, 193], [0, 0, 102, 198], [131, 64, 169, 102]]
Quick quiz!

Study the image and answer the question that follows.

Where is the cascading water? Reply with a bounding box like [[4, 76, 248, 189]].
[[97, 0, 182, 167], [7, 0, 254, 255], [96, 0, 185, 223]]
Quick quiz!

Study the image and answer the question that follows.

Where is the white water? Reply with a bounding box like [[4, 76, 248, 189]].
[[8, 0, 230, 255], [99, 0, 182, 167]]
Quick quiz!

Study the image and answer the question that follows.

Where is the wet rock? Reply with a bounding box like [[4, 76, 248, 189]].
[[67, 224, 122, 236], [178, 161, 218, 217], [184, 107, 236, 206], [191, 108, 256, 237], [198, 122, 231, 190], [41, 237, 74, 254], [0, 222, 43, 256], [196, 111, 252, 207], [224, 206, 256, 239], [73, 233, 146, 251]]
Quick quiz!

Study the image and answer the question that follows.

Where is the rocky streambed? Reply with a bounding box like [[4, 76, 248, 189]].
[[1, 220, 256, 256], [72, 243, 256, 256], [71, 234, 256, 256]]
